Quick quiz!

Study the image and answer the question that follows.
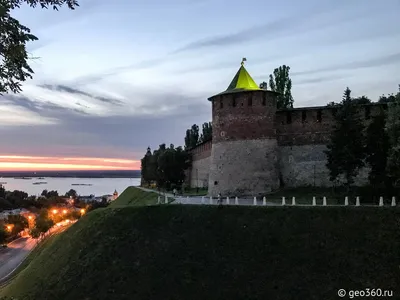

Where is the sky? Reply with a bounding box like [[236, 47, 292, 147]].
[[1, 0, 400, 171]]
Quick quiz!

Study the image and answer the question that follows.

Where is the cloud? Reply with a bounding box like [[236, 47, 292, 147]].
[[292, 52, 400, 76], [295, 74, 352, 85], [0, 92, 211, 159], [3, 94, 87, 116], [171, 1, 359, 54], [70, 2, 358, 85], [71, 57, 170, 86], [38, 84, 125, 106]]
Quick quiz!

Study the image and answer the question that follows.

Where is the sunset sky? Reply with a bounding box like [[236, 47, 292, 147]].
[[1, 0, 400, 170]]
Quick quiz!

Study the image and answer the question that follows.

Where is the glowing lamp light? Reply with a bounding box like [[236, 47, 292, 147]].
[[28, 216, 32, 220], [52, 209, 58, 214], [80, 209, 85, 214], [6, 225, 11, 231], [63, 210, 67, 214]]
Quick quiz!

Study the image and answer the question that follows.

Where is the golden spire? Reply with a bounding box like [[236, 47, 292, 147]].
[[241, 57, 247, 66]]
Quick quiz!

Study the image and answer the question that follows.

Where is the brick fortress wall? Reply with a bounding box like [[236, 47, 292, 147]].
[[187, 140, 212, 188], [208, 91, 280, 196], [276, 103, 388, 187]]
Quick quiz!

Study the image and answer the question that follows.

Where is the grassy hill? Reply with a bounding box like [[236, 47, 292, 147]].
[[1, 189, 399, 300], [109, 186, 173, 208]]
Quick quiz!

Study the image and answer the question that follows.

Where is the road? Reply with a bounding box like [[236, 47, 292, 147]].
[[0, 222, 71, 283], [0, 237, 36, 280]]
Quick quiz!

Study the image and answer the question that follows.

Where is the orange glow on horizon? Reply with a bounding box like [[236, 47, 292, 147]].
[[0, 155, 140, 171]]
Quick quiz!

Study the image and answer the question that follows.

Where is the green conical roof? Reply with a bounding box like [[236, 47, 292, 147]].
[[226, 64, 260, 92], [208, 59, 261, 100]]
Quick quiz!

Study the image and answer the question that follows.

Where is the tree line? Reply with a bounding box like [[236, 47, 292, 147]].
[[141, 122, 212, 190], [325, 86, 400, 192], [0, 185, 109, 244]]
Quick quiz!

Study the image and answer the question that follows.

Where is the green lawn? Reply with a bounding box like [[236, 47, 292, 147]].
[[263, 186, 399, 205], [181, 187, 208, 196], [109, 186, 173, 208], [1, 204, 399, 300], [140, 185, 208, 196]]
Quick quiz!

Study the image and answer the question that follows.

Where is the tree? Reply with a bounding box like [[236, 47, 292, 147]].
[[5, 190, 28, 207], [352, 96, 371, 105], [0, 227, 7, 245], [0, 0, 79, 94], [65, 189, 77, 198], [325, 87, 366, 188], [87, 198, 109, 212], [259, 81, 267, 89], [157, 144, 190, 190], [0, 185, 5, 199], [365, 112, 390, 187], [199, 122, 212, 143], [184, 124, 199, 149], [268, 65, 294, 109], [141, 143, 191, 190], [385, 91, 400, 186], [7, 214, 28, 236], [378, 85, 399, 104], [140, 147, 153, 186], [29, 227, 41, 239], [34, 209, 54, 235]]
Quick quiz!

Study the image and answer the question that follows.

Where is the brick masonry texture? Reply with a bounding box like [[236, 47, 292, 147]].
[[189, 156, 211, 188], [208, 139, 280, 197], [187, 92, 388, 196]]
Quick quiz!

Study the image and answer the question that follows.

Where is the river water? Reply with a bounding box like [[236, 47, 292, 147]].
[[0, 177, 141, 197]]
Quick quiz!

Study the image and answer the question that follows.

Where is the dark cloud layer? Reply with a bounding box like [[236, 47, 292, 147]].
[[1, 92, 211, 159], [4, 94, 88, 116], [39, 84, 125, 106]]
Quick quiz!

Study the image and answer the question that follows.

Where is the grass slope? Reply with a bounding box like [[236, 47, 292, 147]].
[[1, 204, 399, 300], [109, 186, 172, 208]]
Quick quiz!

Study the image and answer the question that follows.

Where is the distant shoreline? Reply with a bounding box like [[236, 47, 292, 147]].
[[1, 176, 141, 178], [0, 170, 141, 179]]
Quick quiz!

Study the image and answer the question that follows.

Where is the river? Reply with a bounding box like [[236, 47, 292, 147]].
[[0, 177, 141, 197]]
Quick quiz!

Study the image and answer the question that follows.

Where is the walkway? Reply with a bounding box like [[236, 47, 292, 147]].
[[136, 187, 278, 206]]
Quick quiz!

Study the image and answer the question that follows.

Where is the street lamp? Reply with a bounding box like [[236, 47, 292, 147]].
[[52, 209, 58, 214], [80, 209, 85, 214], [6, 225, 11, 231], [63, 209, 67, 214]]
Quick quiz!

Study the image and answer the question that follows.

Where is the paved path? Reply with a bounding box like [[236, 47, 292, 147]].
[[136, 187, 278, 206], [136, 187, 396, 207], [0, 237, 36, 280]]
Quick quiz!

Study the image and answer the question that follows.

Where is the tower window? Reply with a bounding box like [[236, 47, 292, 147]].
[[262, 94, 266, 106], [286, 112, 292, 124], [302, 111, 307, 123], [232, 97, 236, 107], [317, 110, 322, 122], [248, 95, 252, 106], [220, 100, 223, 109], [365, 106, 371, 119]]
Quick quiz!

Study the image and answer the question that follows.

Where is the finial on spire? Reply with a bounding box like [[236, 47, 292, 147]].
[[241, 57, 247, 66]]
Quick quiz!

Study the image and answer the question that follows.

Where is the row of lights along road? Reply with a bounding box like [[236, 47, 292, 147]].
[[5, 208, 85, 232]]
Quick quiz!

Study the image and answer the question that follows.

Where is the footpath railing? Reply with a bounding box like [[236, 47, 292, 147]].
[[158, 195, 397, 207]]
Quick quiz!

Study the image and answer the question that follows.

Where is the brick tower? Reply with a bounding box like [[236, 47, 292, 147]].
[[208, 59, 280, 197]]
